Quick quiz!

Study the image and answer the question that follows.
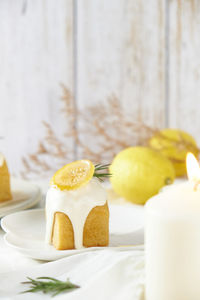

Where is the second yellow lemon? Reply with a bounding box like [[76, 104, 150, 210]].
[[149, 129, 199, 177]]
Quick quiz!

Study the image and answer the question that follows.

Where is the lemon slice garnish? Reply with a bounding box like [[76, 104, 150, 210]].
[[51, 160, 95, 190]]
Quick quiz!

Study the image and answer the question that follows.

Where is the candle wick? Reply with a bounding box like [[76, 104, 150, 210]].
[[194, 180, 200, 191]]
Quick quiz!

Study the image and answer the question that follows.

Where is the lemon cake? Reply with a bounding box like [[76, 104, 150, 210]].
[[0, 153, 12, 202], [45, 160, 109, 250]]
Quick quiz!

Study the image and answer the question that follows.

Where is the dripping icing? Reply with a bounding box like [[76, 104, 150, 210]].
[[45, 178, 107, 249], [0, 154, 5, 167]]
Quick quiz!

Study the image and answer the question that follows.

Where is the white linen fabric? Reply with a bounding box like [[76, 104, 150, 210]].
[[0, 248, 145, 300]]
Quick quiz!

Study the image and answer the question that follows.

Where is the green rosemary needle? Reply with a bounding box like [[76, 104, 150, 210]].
[[93, 164, 111, 181], [21, 277, 80, 297]]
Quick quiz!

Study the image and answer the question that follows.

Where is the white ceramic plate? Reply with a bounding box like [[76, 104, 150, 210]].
[[0, 177, 41, 217], [2, 205, 144, 260]]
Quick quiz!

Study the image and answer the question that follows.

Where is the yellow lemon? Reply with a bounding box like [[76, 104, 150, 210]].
[[110, 146, 175, 205], [51, 160, 95, 190], [149, 129, 199, 177]]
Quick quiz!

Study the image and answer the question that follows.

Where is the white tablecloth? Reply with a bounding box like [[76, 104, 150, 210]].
[[0, 181, 145, 300]]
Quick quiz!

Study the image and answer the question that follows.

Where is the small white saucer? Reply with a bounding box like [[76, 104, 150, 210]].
[[0, 177, 41, 217], [2, 205, 144, 261]]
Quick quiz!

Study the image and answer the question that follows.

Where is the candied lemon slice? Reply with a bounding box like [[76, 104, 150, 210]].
[[51, 160, 95, 190]]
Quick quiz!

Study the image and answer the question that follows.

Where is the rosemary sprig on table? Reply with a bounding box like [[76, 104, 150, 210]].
[[93, 164, 111, 181], [21, 277, 80, 297]]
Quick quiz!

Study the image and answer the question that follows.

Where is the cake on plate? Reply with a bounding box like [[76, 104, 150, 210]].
[[45, 160, 110, 250], [0, 153, 12, 202]]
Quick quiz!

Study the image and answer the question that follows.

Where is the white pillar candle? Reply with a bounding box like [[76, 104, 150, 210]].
[[145, 153, 200, 300]]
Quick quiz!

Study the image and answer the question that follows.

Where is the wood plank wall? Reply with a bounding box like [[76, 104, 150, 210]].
[[0, 0, 200, 175], [169, 0, 200, 136], [77, 0, 166, 124], [0, 0, 74, 173]]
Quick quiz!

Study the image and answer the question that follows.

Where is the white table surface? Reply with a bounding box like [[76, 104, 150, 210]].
[[0, 228, 42, 273], [0, 180, 145, 300]]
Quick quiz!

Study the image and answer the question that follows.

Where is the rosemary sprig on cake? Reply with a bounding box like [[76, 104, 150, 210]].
[[93, 163, 111, 181], [21, 277, 80, 297]]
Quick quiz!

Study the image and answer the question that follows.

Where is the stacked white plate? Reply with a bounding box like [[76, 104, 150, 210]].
[[1, 204, 144, 261], [0, 177, 41, 218]]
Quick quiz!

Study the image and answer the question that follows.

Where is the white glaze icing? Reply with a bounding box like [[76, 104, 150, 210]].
[[0, 153, 4, 167], [45, 178, 107, 249]]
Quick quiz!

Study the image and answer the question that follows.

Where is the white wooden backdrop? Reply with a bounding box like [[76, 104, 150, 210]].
[[0, 0, 200, 176]]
